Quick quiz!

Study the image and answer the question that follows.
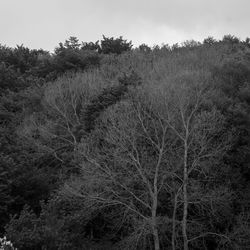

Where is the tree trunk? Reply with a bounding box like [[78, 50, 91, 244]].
[[182, 140, 189, 250], [151, 148, 163, 250], [152, 195, 160, 250], [152, 216, 160, 250], [172, 194, 178, 250]]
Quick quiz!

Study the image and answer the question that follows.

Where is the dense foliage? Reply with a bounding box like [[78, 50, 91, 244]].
[[0, 35, 250, 250]]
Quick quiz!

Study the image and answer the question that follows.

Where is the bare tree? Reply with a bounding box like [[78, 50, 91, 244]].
[[155, 72, 231, 250], [18, 71, 106, 161], [65, 94, 177, 250], [65, 70, 231, 250]]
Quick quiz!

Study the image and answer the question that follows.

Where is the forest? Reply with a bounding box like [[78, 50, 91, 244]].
[[0, 35, 250, 250]]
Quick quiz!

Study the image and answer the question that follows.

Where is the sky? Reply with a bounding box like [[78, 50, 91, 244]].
[[0, 0, 250, 52]]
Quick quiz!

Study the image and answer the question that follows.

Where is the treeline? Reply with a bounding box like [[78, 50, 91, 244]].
[[0, 36, 133, 92], [0, 35, 250, 250]]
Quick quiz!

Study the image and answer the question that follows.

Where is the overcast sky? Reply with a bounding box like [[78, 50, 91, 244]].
[[0, 0, 249, 51]]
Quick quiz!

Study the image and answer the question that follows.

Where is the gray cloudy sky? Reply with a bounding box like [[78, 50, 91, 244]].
[[0, 0, 249, 51]]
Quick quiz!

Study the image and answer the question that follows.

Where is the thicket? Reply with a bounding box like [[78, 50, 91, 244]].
[[0, 35, 250, 250]]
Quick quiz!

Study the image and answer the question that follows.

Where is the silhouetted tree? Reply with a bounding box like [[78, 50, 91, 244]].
[[99, 35, 132, 54]]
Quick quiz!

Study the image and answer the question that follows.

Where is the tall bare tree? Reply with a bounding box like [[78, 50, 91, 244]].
[[155, 72, 231, 250], [66, 97, 170, 250]]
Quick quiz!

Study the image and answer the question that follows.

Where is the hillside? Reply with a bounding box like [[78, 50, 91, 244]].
[[1, 35, 250, 250]]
